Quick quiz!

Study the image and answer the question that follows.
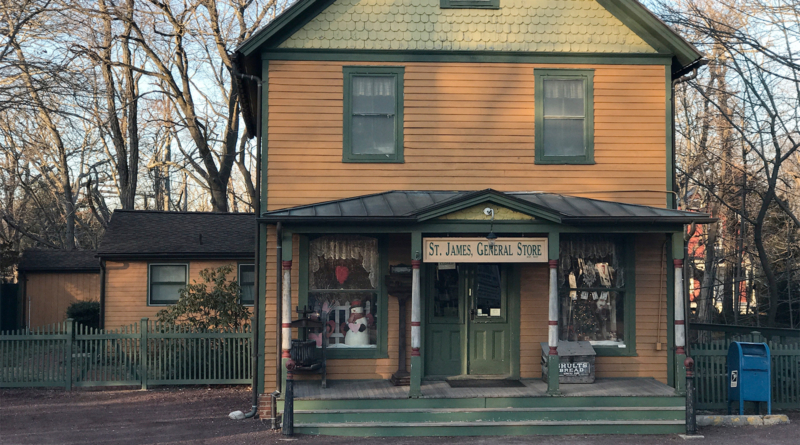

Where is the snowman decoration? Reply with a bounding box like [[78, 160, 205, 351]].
[[343, 300, 369, 347]]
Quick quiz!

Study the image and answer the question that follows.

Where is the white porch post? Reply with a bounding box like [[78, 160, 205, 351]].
[[409, 258, 422, 397], [547, 259, 560, 395], [281, 260, 292, 359], [674, 258, 687, 395]]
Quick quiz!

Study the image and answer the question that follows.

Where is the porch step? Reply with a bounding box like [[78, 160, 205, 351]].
[[294, 406, 684, 424], [293, 419, 685, 437], [289, 403, 686, 436]]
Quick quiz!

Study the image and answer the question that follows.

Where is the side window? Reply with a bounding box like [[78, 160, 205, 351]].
[[343, 66, 404, 163], [239, 264, 255, 306], [534, 69, 594, 165], [149, 264, 188, 305]]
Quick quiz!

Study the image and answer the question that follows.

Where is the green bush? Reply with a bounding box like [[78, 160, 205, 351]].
[[156, 264, 250, 331], [66, 301, 100, 330]]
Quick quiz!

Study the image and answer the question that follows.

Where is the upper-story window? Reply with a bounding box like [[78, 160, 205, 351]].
[[440, 0, 500, 9], [343, 66, 404, 163], [534, 69, 595, 165]]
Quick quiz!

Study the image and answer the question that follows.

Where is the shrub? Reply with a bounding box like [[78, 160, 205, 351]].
[[156, 264, 250, 331], [66, 301, 100, 330]]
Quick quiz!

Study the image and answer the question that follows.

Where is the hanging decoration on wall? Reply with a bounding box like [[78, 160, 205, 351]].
[[335, 266, 350, 285]]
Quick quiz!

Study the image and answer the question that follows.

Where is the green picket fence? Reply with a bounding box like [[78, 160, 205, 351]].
[[1, 318, 252, 389], [691, 330, 800, 410]]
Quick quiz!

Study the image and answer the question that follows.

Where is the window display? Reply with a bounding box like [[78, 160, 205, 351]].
[[308, 235, 379, 349], [558, 235, 626, 346]]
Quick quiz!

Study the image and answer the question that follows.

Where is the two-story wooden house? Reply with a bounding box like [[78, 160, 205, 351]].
[[235, 0, 713, 435]]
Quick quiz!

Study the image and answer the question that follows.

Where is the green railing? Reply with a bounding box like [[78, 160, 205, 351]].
[[1, 318, 252, 389], [690, 327, 800, 410]]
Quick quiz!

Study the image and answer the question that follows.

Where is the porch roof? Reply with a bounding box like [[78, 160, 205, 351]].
[[259, 189, 714, 225]]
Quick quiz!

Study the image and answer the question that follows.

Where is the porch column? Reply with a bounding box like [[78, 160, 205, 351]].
[[409, 258, 422, 397], [674, 258, 687, 395], [547, 259, 560, 395], [281, 260, 292, 391]]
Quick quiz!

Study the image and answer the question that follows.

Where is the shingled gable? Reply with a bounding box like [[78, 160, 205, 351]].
[[237, 0, 701, 65], [97, 210, 255, 260]]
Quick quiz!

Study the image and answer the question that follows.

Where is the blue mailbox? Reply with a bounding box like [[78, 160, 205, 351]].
[[727, 342, 771, 415]]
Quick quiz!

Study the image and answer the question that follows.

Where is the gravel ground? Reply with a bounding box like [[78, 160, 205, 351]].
[[0, 387, 798, 445]]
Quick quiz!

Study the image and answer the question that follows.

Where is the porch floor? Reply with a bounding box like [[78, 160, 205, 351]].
[[292, 378, 677, 400]]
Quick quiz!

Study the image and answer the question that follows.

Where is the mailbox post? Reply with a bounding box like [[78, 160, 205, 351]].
[[727, 342, 771, 415]]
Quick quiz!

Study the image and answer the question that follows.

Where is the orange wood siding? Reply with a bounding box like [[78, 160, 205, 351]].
[[267, 61, 668, 210], [104, 259, 251, 329], [24, 272, 100, 328]]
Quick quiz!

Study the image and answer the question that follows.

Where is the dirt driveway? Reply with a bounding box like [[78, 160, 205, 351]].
[[1, 387, 798, 444]]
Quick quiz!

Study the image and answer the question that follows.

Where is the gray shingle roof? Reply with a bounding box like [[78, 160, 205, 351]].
[[18, 250, 100, 272], [98, 210, 255, 259], [261, 189, 714, 224]]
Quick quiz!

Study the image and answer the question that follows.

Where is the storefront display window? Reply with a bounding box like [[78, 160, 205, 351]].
[[308, 235, 379, 349], [558, 235, 627, 347]]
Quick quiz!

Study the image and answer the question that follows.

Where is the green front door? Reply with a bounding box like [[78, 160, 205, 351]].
[[425, 264, 515, 377]]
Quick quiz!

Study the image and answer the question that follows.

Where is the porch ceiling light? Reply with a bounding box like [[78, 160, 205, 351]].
[[484, 207, 497, 247]]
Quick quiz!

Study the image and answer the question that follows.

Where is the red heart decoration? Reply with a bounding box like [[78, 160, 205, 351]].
[[335, 265, 349, 284]]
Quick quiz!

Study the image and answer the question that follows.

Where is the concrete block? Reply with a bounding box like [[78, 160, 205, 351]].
[[697, 414, 790, 427]]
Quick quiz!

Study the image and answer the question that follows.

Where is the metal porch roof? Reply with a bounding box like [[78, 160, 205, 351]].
[[260, 190, 714, 225]]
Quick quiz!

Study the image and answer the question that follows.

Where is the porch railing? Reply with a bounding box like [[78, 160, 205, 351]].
[[690, 324, 800, 410], [0, 318, 252, 390]]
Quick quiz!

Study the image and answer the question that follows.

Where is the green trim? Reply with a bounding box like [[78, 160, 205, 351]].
[[282, 222, 687, 235], [548, 232, 560, 260], [342, 66, 405, 164], [666, 69, 675, 209], [534, 69, 595, 165], [596, 0, 702, 67], [298, 235, 390, 360], [547, 354, 560, 395], [238, 0, 337, 55], [510, 264, 521, 379], [260, 59, 269, 215], [440, 0, 499, 9], [146, 262, 189, 306], [280, 394, 685, 410], [666, 234, 675, 388], [260, 49, 674, 65], [237, 262, 255, 306], [282, 230, 293, 262]]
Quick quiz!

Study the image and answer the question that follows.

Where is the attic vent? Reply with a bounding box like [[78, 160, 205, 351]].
[[440, 0, 500, 9]]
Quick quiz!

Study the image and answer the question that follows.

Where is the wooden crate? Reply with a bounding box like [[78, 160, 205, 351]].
[[541, 341, 596, 384]]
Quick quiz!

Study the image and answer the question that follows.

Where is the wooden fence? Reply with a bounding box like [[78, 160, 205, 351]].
[[0, 318, 252, 389], [690, 325, 800, 410]]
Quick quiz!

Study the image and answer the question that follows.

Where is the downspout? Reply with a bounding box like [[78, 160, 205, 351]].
[[231, 67, 263, 420], [275, 221, 282, 394], [99, 259, 106, 330]]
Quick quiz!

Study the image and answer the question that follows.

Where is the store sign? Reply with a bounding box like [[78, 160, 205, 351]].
[[423, 237, 548, 263]]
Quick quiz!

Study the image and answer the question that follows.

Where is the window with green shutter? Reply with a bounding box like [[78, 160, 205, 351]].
[[534, 69, 595, 165], [343, 66, 404, 163]]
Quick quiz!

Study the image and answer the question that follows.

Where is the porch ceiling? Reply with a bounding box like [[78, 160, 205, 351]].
[[259, 189, 715, 225]]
